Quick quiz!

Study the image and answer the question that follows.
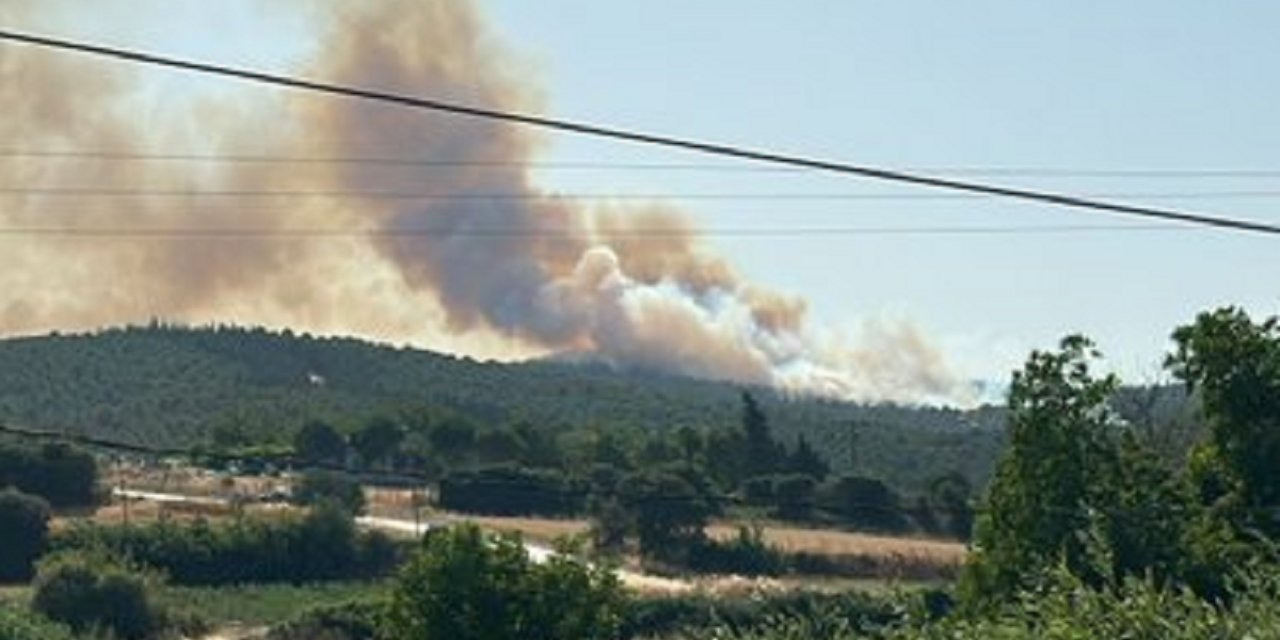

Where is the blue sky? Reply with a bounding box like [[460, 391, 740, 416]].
[[479, 2, 1280, 381], [5, 1, 1277, 387]]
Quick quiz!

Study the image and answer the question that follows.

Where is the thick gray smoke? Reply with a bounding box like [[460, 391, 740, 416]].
[[0, 0, 969, 404]]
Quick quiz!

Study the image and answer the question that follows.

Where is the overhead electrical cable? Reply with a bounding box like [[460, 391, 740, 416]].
[[0, 29, 1277, 235]]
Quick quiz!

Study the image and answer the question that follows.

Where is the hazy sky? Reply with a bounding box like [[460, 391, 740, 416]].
[[3, 1, 1277, 390]]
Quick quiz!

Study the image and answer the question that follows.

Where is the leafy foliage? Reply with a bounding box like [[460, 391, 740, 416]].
[[385, 524, 623, 640], [1168, 307, 1280, 536], [438, 465, 586, 517], [52, 506, 401, 586], [293, 470, 367, 516], [0, 607, 72, 640], [0, 324, 1003, 492], [0, 442, 97, 509], [31, 551, 165, 640], [0, 489, 51, 583]]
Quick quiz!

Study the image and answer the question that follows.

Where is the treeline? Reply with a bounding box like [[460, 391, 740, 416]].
[[275, 392, 974, 546], [0, 322, 1004, 490]]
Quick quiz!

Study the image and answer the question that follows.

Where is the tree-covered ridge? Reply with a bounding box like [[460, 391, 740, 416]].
[[0, 324, 1003, 489]]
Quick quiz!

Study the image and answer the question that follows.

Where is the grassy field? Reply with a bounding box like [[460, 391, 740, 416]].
[[159, 581, 387, 627], [447, 514, 966, 578]]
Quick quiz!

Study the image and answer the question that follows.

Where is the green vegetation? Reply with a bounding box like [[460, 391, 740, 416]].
[[53, 506, 401, 586], [293, 469, 368, 515], [0, 441, 97, 509], [3, 307, 1274, 639], [0, 489, 51, 583], [385, 524, 624, 640], [0, 606, 72, 640], [31, 551, 166, 640], [0, 323, 1003, 492], [159, 581, 387, 627]]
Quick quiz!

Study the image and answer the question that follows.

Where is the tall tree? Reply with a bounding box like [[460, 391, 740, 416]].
[[742, 392, 784, 478], [788, 434, 830, 481], [1168, 307, 1280, 536], [964, 336, 1120, 602]]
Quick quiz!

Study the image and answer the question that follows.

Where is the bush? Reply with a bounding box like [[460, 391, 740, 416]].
[[438, 465, 586, 517], [52, 507, 403, 586], [620, 590, 904, 639], [685, 526, 784, 577], [385, 524, 623, 640], [293, 470, 366, 516], [0, 607, 73, 640], [268, 599, 384, 640], [818, 475, 911, 533], [0, 488, 51, 582], [31, 552, 164, 640], [0, 442, 98, 508]]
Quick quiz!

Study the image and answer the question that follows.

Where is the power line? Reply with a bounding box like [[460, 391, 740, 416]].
[[5, 187, 1280, 202], [0, 30, 1276, 236], [5, 149, 1280, 178]]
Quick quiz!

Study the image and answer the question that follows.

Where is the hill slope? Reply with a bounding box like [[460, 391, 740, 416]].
[[0, 325, 1005, 490]]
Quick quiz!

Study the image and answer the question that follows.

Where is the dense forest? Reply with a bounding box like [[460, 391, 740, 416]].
[[0, 323, 1006, 491]]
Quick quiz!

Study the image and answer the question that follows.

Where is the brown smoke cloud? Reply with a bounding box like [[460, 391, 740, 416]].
[[0, 0, 970, 404]]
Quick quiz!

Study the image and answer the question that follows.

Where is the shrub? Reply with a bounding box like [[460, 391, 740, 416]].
[[0, 607, 73, 640], [438, 465, 586, 517], [385, 524, 623, 640], [268, 599, 384, 640], [293, 470, 367, 516], [0, 488, 51, 582], [621, 590, 904, 639], [0, 443, 98, 508], [52, 507, 403, 586], [31, 551, 164, 640], [685, 526, 784, 577]]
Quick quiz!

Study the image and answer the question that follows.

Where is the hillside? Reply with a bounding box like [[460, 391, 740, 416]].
[[0, 325, 1005, 490]]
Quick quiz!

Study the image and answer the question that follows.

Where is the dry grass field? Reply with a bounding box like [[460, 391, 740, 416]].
[[441, 514, 965, 579], [707, 523, 966, 566]]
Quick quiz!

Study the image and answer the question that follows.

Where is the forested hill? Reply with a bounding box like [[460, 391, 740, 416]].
[[0, 325, 1005, 489]]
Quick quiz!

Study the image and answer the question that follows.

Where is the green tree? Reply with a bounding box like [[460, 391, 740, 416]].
[[927, 472, 974, 540], [428, 419, 478, 464], [292, 470, 366, 516], [294, 420, 348, 465], [772, 474, 817, 521], [31, 552, 164, 640], [0, 488, 51, 582], [963, 336, 1120, 602], [817, 475, 907, 532], [742, 392, 785, 479], [788, 435, 830, 481], [1167, 307, 1280, 536], [385, 524, 622, 640], [619, 470, 714, 562], [351, 416, 404, 468]]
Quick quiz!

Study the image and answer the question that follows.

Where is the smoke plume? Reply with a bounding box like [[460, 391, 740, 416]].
[[0, 0, 969, 404]]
